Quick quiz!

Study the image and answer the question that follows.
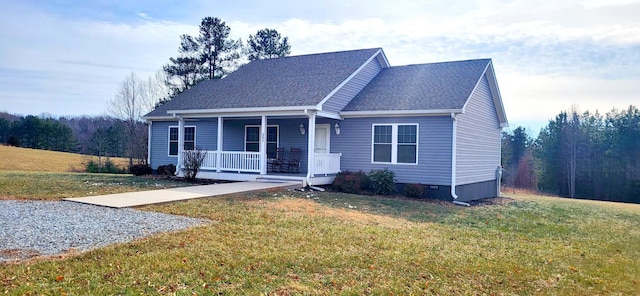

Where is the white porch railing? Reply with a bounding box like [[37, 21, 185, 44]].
[[314, 153, 342, 175], [196, 151, 261, 173], [189, 151, 340, 175]]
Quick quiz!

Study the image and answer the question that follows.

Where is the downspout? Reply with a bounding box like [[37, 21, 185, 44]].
[[147, 120, 152, 166], [450, 113, 470, 206]]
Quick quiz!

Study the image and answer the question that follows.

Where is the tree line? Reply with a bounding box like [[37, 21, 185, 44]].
[[0, 112, 143, 160], [502, 105, 640, 203]]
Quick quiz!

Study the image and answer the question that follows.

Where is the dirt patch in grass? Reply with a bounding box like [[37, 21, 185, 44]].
[[255, 197, 416, 229], [469, 196, 515, 206], [0, 249, 41, 262]]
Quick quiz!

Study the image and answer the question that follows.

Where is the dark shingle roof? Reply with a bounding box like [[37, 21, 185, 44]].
[[342, 59, 491, 112], [146, 48, 381, 117]]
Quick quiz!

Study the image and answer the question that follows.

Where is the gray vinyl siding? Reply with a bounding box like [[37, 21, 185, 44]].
[[321, 57, 382, 113], [221, 118, 310, 173], [149, 120, 217, 169], [456, 74, 501, 185], [334, 116, 453, 185]]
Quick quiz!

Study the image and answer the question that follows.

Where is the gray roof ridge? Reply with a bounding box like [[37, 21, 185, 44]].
[[391, 58, 491, 68], [255, 47, 382, 61]]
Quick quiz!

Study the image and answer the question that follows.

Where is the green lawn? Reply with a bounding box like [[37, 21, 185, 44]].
[[0, 171, 192, 200], [1, 175, 639, 295]]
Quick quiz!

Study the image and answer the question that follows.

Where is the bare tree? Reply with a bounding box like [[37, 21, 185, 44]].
[[107, 72, 155, 165], [140, 70, 171, 109]]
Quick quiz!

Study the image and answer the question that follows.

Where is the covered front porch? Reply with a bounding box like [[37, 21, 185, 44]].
[[169, 110, 343, 186]]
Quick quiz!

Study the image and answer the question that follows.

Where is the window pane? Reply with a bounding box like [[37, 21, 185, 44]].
[[184, 127, 195, 141], [246, 127, 259, 142], [374, 125, 392, 143], [373, 144, 392, 162], [398, 145, 417, 163], [398, 125, 417, 144], [184, 141, 194, 151], [169, 142, 178, 156], [169, 127, 178, 141], [246, 143, 259, 152], [267, 127, 278, 142], [267, 143, 277, 158]]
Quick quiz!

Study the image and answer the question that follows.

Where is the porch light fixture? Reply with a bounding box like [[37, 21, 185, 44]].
[[334, 123, 341, 135], [299, 123, 305, 135]]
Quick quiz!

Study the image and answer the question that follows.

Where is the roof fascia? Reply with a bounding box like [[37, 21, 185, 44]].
[[340, 109, 463, 118], [315, 49, 386, 111], [142, 115, 176, 121], [485, 62, 509, 127], [377, 48, 391, 68], [167, 106, 316, 117], [316, 110, 342, 120]]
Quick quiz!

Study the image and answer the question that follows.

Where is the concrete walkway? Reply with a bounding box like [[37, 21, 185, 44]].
[[63, 181, 301, 208]]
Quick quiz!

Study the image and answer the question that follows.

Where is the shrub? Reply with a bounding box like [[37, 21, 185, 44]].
[[129, 164, 153, 176], [157, 164, 176, 177], [332, 170, 369, 194], [368, 168, 397, 195], [404, 183, 426, 198], [181, 148, 206, 182], [84, 158, 126, 174], [103, 159, 126, 174], [85, 159, 100, 173]]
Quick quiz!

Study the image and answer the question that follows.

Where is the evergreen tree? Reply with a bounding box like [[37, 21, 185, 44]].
[[247, 28, 291, 60]]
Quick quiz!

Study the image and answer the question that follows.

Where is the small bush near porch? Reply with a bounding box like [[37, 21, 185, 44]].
[[332, 169, 397, 195]]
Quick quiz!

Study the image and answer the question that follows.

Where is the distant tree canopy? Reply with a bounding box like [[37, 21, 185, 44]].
[[247, 28, 291, 60], [0, 112, 140, 160], [0, 115, 77, 152], [503, 105, 640, 203]]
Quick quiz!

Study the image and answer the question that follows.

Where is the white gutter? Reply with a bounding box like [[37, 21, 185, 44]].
[[450, 113, 470, 206], [167, 105, 318, 115], [341, 109, 463, 118]]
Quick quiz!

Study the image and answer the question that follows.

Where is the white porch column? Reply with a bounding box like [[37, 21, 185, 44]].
[[216, 116, 223, 172], [307, 112, 316, 179], [177, 116, 185, 174], [260, 115, 267, 175]]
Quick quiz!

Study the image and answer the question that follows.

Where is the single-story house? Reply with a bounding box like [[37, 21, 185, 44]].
[[143, 48, 508, 202]]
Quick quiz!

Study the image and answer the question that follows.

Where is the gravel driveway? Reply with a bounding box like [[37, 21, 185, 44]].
[[0, 201, 208, 262]]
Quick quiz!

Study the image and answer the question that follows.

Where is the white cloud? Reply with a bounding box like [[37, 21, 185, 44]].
[[0, 0, 638, 131], [499, 72, 640, 129]]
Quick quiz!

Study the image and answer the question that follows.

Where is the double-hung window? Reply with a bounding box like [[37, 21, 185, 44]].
[[169, 126, 195, 156], [372, 124, 418, 164], [245, 125, 279, 158]]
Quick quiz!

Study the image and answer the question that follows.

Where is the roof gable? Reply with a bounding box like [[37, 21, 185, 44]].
[[342, 59, 491, 112], [146, 48, 383, 117]]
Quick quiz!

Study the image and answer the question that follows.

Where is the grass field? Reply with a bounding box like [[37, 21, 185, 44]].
[[0, 145, 129, 172], [1, 176, 639, 294], [0, 171, 191, 200]]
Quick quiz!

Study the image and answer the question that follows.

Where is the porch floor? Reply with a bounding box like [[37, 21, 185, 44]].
[[64, 181, 302, 208]]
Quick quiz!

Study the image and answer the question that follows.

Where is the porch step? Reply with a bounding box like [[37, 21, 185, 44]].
[[256, 176, 305, 187]]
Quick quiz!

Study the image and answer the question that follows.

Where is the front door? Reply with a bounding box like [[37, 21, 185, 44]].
[[314, 124, 330, 153]]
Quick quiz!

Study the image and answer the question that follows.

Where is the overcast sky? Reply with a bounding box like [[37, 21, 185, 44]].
[[1, 0, 638, 134]]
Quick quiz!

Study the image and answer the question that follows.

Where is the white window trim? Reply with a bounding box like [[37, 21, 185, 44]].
[[168, 125, 196, 157], [244, 125, 279, 153], [371, 123, 419, 165]]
